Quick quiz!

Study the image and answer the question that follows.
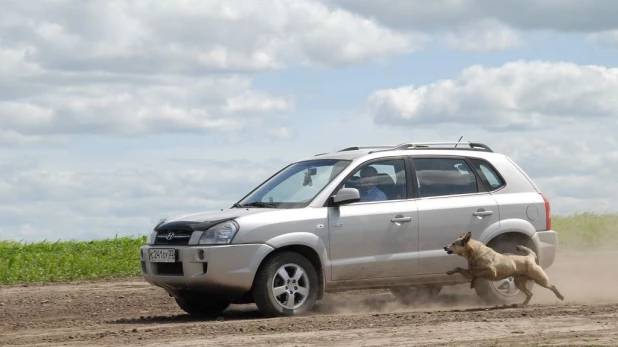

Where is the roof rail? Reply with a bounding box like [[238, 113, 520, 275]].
[[337, 145, 392, 152], [369, 141, 493, 153], [314, 145, 392, 156]]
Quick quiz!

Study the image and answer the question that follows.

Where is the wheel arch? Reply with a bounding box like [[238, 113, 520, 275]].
[[481, 218, 538, 253], [252, 233, 328, 300]]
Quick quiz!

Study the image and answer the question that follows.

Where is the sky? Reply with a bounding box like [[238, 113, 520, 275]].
[[1, 0, 617, 242]]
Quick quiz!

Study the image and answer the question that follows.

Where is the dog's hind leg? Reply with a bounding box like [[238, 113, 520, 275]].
[[528, 265, 565, 301], [545, 282, 565, 301], [514, 276, 533, 306]]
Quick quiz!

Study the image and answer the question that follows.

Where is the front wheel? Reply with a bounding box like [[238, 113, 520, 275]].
[[252, 252, 319, 317]]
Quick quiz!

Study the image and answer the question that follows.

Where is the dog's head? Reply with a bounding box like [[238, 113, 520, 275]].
[[443, 231, 472, 256]]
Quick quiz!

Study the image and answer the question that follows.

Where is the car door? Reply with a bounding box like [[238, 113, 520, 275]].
[[327, 157, 420, 281], [411, 156, 501, 275]]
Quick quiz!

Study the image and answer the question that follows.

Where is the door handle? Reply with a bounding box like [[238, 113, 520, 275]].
[[391, 216, 413, 223], [473, 210, 493, 217]]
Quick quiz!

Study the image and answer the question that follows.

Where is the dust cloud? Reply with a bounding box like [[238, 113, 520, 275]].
[[313, 286, 482, 316], [533, 248, 618, 305]]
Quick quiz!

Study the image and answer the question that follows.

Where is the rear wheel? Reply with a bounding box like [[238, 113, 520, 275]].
[[252, 251, 319, 317], [474, 240, 535, 305], [389, 285, 442, 305], [173, 292, 230, 317]]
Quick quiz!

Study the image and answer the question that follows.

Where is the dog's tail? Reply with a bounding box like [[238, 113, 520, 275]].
[[516, 245, 538, 264]]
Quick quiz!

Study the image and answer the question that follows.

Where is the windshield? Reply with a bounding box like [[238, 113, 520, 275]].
[[235, 159, 351, 209]]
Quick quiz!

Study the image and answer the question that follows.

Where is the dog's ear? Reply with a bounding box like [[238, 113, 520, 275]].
[[463, 231, 472, 244]]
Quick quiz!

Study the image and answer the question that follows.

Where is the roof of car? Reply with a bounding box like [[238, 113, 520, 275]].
[[297, 142, 499, 162]]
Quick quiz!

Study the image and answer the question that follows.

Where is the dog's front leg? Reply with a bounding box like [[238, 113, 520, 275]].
[[446, 267, 475, 280], [446, 267, 463, 276]]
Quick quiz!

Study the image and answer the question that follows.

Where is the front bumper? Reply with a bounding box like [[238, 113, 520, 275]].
[[532, 230, 558, 269], [139, 243, 274, 294]]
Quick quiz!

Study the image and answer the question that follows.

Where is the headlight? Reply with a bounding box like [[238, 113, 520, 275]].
[[147, 230, 157, 245], [147, 217, 168, 245], [198, 220, 239, 245]]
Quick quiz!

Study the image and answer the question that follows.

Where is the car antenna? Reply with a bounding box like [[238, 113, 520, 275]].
[[454, 135, 463, 148]]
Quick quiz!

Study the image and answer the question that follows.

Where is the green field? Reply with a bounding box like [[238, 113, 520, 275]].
[[552, 212, 618, 249], [0, 235, 147, 285], [1, 213, 616, 286]]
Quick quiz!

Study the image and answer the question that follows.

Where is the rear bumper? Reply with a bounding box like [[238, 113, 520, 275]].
[[532, 230, 558, 269], [139, 243, 274, 294]]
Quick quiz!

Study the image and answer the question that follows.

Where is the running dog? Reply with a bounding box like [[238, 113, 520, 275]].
[[443, 232, 564, 306]]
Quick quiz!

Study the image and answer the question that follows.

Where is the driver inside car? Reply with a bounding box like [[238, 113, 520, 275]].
[[358, 166, 388, 202]]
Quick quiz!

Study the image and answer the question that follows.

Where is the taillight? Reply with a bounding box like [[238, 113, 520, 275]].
[[541, 193, 551, 230]]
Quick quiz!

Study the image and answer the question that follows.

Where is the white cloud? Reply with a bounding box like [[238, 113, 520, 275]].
[[443, 20, 524, 52], [0, 0, 421, 143], [223, 90, 293, 114], [0, 0, 417, 75], [368, 61, 618, 131], [0, 75, 294, 142]]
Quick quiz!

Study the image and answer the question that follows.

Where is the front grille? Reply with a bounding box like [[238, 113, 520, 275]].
[[155, 262, 184, 276], [154, 228, 193, 245]]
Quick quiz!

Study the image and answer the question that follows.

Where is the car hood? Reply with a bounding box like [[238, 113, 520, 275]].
[[155, 207, 275, 231]]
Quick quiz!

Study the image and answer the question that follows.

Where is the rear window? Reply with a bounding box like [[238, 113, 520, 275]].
[[468, 158, 506, 191]]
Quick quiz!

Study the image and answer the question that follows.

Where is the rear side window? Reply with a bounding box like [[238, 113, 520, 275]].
[[468, 158, 506, 191], [412, 158, 479, 198]]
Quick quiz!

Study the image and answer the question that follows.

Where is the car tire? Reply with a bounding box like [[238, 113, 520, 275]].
[[473, 240, 535, 306], [252, 251, 319, 317], [173, 292, 231, 317], [389, 285, 442, 305]]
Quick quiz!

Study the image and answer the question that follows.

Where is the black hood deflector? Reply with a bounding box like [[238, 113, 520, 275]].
[[154, 217, 238, 232]]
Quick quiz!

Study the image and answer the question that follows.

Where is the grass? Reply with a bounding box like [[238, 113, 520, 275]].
[[552, 212, 618, 249], [0, 235, 146, 285], [0, 213, 616, 286]]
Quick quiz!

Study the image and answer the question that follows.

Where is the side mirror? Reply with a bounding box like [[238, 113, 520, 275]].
[[332, 187, 360, 205]]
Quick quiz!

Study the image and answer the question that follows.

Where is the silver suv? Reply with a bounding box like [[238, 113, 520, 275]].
[[140, 142, 557, 317]]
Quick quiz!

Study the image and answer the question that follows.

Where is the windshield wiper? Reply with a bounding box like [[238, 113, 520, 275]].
[[234, 201, 276, 208]]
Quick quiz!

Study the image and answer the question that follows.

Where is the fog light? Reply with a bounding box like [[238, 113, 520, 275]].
[[197, 249, 204, 260]]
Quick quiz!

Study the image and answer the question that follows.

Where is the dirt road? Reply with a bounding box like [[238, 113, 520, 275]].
[[1, 250, 617, 346]]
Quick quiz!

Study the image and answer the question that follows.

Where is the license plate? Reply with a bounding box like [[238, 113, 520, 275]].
[[148, 248, 176, 263]]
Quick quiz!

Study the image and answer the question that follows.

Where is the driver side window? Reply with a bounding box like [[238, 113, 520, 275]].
[[342, 159, 407, 203]]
